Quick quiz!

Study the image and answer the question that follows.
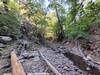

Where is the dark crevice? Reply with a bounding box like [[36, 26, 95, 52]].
[[63, 52, 100, 75]]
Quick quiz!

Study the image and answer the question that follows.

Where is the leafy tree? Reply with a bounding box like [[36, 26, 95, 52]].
[[48, 0, 67, 41], [26, 0, 47, 36], [65, 0, 100, 40], [0, 0, 100, 42], [0, 0, 20, 39], [45, 12, 57, 40], [0, 12, 20, 39]]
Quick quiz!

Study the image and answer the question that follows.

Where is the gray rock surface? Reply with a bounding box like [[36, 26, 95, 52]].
[[40, 47, 87, 75], [0, 43, 5, 48], [0, 36, 12, 43]]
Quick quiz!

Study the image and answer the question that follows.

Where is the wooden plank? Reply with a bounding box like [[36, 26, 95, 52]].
[[38, 50, 62, 75], [11, 51, 26, 75]]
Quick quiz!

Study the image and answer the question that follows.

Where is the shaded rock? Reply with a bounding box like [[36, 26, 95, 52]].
[[0, 36, 12, 43], [21, 53, 35, 59], [21, 51, 39, 60], [33, 56, 40, 61], [0, 43, 5, 48], [0, 59, 11, 73], [32, 51, 39, 56]]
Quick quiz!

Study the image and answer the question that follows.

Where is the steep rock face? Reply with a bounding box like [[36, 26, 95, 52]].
[[83, 28, 100, 63], [91, 29, 100, 50]]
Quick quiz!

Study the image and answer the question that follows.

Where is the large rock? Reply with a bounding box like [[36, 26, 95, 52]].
[[0, 43, 5, 48], [0, 36, 12, 43]]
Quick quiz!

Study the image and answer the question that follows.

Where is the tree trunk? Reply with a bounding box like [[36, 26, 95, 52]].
[[55, 4, 64, 41]]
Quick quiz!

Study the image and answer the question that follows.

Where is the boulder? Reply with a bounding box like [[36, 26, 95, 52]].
[[0, 43, 5, 48], [0, 36, 12, 43]]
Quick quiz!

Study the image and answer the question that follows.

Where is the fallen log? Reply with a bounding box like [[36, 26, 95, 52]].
[[11, 51, 26, 75], [38, 50, 62, 75]]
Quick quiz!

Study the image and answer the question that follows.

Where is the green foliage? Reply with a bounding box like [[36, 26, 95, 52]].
[[48, 0, 67, 40], [0, 12, 20, 38], [24, 0, 48, 37], [65, 0, 100, 40], [0, 0, 100, 41], [8, 0, 19, 13], [65, 21, 89, 39]]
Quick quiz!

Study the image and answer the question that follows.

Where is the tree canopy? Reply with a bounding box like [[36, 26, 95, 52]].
[[0, 0, 100, 41]]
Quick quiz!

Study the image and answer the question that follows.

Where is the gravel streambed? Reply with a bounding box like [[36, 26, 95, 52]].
[[40, 47, 87, 75]]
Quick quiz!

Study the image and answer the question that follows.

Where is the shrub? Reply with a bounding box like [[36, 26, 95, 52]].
[[0, 12, 20, 39]]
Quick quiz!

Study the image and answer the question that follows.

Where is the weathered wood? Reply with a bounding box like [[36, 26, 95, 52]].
[[39, 50, 62, 75], [11, 51, 26, 75]]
